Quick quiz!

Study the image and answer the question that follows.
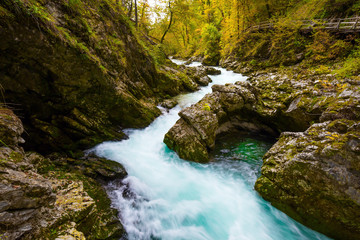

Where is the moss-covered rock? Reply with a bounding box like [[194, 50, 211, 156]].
[[164, 81, 276, 162], [255, 118, 360, 239], [0, 0, 200, 155], [0, 108, 127, 239]]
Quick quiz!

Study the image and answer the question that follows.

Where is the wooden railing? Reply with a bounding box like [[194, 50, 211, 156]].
[[245, 17, 360, 33]]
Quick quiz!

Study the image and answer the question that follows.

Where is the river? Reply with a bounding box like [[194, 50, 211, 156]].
[[93, 60, 330, 240]]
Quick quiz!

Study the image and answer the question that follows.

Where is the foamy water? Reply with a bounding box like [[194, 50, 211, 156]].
[[93, 61, 331, 240]]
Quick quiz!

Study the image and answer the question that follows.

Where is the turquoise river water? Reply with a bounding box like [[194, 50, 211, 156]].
[[93, 60, 331, 240]]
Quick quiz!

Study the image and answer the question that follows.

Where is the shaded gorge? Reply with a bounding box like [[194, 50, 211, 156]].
[[93, 61, 331, 240]]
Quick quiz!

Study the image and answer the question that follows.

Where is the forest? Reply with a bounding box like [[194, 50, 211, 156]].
[[125, 0, 360, 74], [0, 0, 359, 239]]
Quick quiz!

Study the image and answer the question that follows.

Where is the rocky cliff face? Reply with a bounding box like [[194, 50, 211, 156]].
[[0, 0, 204, 154], [163, 68, 360, 239], [0, 108, 127, 239]]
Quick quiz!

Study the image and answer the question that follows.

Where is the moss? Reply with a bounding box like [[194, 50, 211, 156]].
[[34, 156, 125, 239], [9, 151, 23, 163], [0, 6, 13, 17]]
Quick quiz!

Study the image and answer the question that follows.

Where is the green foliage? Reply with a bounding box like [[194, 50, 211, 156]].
[[149, 45, 168, 65], [202, 23, 221, 65], [314, 65, 331, 75], [268, 20, 306, 65], [336, 42, 360, 77], [306, 31, 351, 63]]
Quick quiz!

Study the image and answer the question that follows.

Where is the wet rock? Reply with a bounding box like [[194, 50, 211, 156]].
[[197, 76, 212, 86], [0, 108, 126, 239], [80, 154, 128, 181], [160, 99, 178, 109], [255, 119, 360, 240], [183, 66, 214, 86], [203, 66, 221, 75], [164, 81, 269, 163], [184, 56, 203, 65], [164, 118, 209, 163]]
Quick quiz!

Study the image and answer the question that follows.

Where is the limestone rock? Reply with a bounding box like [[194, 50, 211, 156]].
[[0, 109, 24, 146], [164, 118, 209, 163], [0, 108, 126, 239], [164, 81, 267, 163], [160, 99, 178, 109], [255, 119, 360, 239], [0, 110, 56, 239]]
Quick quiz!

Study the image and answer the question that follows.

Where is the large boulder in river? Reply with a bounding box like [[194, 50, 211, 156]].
[[255, 88, 360, 240], [255, 118, 360, 239], [164, 81, 276, 163]]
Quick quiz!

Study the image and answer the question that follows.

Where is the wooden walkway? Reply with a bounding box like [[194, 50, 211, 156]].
[[246, 17, 360, 33]]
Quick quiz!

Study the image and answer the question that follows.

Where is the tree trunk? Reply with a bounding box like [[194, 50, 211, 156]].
[[128, 0, 133, 18], [266, 0, 271, 19], [160, 1, 173, 43], [140, 0, 147, 29], [135, 0, 138, 28]]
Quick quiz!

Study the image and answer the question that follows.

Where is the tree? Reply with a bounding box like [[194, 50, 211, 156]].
[[160, 0, 173, 43]]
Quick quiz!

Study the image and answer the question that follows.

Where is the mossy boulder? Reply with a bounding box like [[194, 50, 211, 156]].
[[164, 81, 275, 162], [0, 108, 127, 239], [202, 55, 220, 66], [255, 118, 360, 240], [0, 109, 24, 147]]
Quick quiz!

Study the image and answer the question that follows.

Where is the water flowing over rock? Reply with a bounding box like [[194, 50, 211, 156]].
[[164, 68, 360, 239]]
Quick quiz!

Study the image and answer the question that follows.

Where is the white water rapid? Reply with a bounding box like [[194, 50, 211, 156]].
[[93, 60, 331, 240]]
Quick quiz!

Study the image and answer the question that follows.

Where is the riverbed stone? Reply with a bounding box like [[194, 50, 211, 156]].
[[164, 81, 267, 163]]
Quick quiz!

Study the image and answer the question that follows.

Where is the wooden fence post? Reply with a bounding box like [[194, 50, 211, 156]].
[[336, 19, 342, 30], [353, 17, 359, 30]]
